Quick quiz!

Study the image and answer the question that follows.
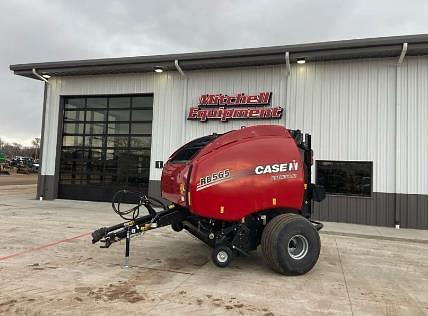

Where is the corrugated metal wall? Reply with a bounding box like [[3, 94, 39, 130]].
[[396, 56, 428, 228], [287, 58, 397, 193], [286, 56, 428, 228], [183, 66, 287, 142], [397, 56, 428, 196], [42, 66, 288, 182], [41, 57, 427, 228]]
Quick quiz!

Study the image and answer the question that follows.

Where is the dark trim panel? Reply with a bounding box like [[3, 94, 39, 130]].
[[396, 193, 428, 230], [38, 175, 57, 200], [148, 179, 169, 206], [10, 34, 428, 80], [312, 192, 428, 229]]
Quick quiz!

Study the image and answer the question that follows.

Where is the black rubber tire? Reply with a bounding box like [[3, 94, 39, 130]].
[[211, 245, 233, 268], [261, 213, 321, 275], [171, 222, 183, 232]]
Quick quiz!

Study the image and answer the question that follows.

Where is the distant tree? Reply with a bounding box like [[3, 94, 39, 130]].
[[12, 142, 22, 150], [0, 138, 41, 160], [32, 138, 41, 160], [32, 138, 41, 147], [3, 142, 24, 159]]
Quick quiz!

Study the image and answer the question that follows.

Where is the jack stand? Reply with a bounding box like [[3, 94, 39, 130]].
[[123, 226, 131, 268]]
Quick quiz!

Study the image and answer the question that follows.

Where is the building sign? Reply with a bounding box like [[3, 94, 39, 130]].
[[187, 92, 283, 122]]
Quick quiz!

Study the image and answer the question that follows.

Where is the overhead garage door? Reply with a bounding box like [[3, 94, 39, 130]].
[[58, 95, 153, 202]]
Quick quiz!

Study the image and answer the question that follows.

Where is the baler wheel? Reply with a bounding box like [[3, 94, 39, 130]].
[[261, 213, 320, 275], [171, 222, 184, 232], [212, 245, 233, 268]]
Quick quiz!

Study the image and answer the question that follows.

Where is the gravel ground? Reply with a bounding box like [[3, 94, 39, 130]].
[[0, 173, 37, 186]]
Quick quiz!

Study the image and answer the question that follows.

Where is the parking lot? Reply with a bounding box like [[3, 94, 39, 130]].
[[0, 183, 427, 315]]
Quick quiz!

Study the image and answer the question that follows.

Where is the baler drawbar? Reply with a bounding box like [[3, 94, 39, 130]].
[[92, 125, 326, 275]]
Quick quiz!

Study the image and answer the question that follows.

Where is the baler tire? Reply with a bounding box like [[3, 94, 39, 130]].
[[171, 222, 183, 232], [261, 213, 295, 273], [261, 213, 320, 275], [212, 245, 233, 268]]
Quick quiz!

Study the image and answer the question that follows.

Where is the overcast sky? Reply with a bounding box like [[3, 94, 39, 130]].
[[1, 0, 427, 146]]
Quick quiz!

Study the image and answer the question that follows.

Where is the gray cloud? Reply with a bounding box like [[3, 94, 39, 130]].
[[1, 0, 427, 145]]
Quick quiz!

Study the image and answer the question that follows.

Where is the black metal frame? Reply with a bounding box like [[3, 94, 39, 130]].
[[288, 129, 315, 218], [92, 199, 324, 268]]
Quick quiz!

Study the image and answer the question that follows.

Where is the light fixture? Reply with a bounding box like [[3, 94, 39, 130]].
[[297, 58, 306, 64], [42, 74, 51, 79], [153, 66, 164, 73]]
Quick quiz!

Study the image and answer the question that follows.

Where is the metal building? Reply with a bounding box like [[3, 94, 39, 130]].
[[10, 34, 428, 229]]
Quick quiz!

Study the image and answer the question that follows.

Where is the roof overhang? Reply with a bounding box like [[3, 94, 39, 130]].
[[10, 34, 428, 80]]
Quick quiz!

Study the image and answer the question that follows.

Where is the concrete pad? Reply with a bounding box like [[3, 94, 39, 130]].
[[0, 185, 427, 315], [375, 226, 428, 241], [322, 221, 428, 242], [322, 221, 380, 236]]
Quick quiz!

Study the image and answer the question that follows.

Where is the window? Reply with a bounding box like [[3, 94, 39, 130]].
[[316, 160, 372, 197]]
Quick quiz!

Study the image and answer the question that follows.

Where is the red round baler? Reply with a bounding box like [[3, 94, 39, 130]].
[[162, 125, 306, 221], [93, 125, 326, 275]]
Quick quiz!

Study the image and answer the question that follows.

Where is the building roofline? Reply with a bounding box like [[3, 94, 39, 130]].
[[10, 33, 428, 80]]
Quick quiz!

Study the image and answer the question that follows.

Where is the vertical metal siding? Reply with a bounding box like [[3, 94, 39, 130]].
[[183, 66, 287, 143], [287, 59, 397, 194], [41, 78, 61, 176], [150, 72, 185, 181], [39, 58, 427, 228], [43, 60, 399, 192], [397, 56, 428, 196], [41, 66, 288, 181], [396, 56, 428, 229]]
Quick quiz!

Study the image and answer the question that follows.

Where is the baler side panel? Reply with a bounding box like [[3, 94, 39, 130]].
[[161, 163, 190, 205], [188, 136, 305, 221]]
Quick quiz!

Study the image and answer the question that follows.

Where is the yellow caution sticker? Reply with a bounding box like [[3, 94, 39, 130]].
[[179, 183, 185, 194]]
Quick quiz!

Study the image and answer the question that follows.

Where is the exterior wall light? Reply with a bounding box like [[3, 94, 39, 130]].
[[297, 59, 306, 64], [153, 66, 164, 73], [42, 74, 51, 79]]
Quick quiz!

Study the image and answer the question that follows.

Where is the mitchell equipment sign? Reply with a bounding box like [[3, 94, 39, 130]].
[[187, 92, 283, 122]]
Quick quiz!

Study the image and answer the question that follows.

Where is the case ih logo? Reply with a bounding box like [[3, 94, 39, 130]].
[[187, 92, 283, 122]]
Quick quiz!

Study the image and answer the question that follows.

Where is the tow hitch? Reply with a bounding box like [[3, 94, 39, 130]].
[[92, 190, 187, 267]]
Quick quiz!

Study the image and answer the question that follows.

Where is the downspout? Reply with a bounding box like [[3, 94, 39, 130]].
[[285, 51, 291, 77], [174, 60, 186, 79], [398, 43, 408, 64], [175, 60, 189, 144], [283, 51, 291, 128], [32, 68, 50, 83], [38, 82, 49, 200], [394, 42, 407, 229], [31, 69, 49, 200]]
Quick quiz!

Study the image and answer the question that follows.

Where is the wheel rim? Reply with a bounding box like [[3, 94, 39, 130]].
[[216, 250, 229, 263], [287, 234, 309, 260]]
